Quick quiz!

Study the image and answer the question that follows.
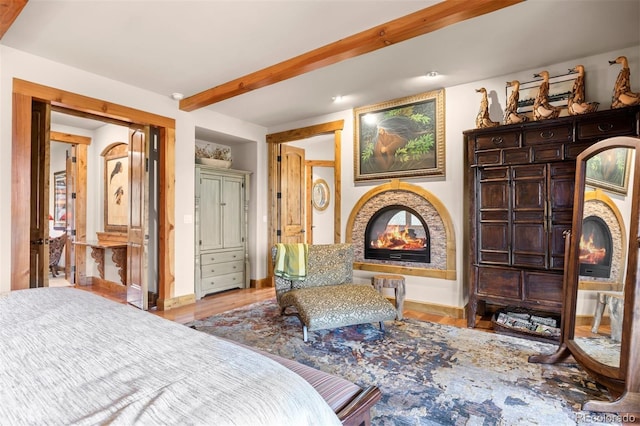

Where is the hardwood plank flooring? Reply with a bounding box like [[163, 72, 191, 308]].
[[75, 284, 599, 339]]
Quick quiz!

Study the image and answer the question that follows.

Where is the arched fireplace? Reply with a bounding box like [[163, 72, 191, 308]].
[[364, 205, 430, 263], [579, 215, 613, 278]]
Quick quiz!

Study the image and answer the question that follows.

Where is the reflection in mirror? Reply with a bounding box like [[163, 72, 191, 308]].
[[573, 146, 635, 368]]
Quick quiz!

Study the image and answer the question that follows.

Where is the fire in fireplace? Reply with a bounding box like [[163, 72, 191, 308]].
[[579, 216, 613, 278], [364, 205, 430, 263]]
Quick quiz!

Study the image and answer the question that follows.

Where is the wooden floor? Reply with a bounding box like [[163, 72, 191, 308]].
[[76, 284, 496, 330], [76, 284, 600, 339]]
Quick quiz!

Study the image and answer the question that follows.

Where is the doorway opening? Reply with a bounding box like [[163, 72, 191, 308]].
[[11, 79, 176, 310]]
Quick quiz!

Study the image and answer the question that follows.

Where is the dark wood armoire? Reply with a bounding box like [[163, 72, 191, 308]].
[[464, 106, 640, 330]]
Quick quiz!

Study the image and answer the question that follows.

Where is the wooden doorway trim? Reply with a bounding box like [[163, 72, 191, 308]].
[[50, 132, 89, 285], [305, 160, 335, 244], [11, 78, 176, 310], [266, 119, 343, 274]]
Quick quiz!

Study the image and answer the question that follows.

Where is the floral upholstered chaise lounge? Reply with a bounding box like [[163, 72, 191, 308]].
[[273, 243, 397, 342]]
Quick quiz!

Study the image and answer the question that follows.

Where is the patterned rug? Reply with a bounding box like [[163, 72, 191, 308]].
[[186, 299, 617, 425]]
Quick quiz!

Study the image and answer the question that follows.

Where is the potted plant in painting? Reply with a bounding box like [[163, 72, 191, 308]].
[[195, 143, 232, 168]]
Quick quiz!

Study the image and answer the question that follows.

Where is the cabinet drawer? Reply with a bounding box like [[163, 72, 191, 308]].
[[523, 124, 572, 145], [503, 147, 531, 164], [201, 260, 244, 278], [532, 144, 563, 162], [476, 149, 502, 165], [565, 141, 592, 159], [577, 111, 637, 140], [523, 271, 563, 305], [201, 272, 244, 293], [201, 250, 244, 265], [476, 267, 522, 299], [475, 131, 520, 151]]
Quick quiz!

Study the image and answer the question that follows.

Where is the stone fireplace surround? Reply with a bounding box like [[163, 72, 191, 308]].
[[580, 189, 627, 291], [346, 180, 456, 279]]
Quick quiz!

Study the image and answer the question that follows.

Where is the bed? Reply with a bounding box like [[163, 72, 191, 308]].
[[0, 287, 380, 425]]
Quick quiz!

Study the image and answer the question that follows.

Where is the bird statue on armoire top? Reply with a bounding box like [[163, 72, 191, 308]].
[[567, 65, 599, 115], [532, 70, 562, 121], [475, 87, 500, 128], [609, 55, 640, 108], [504, 80, 528, 124]]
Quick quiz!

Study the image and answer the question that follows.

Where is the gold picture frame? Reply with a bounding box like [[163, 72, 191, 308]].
[[586, 147, 633, 195], [354, 89, 445, 182]]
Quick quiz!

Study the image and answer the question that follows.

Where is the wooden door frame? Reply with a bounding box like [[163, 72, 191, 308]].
[[11, 78, 177, 310], [50, 132, 90, 284], [305, 160, 335, 244], [266, 120, 343, 275]]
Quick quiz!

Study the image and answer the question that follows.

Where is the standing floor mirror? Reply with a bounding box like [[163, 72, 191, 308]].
[[529, 136, 640, 413]]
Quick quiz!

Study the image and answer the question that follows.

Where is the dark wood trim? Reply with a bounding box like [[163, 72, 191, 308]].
[[179, 0, 523, 111]]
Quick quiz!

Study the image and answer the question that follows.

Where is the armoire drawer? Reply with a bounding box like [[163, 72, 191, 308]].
[[201, 260, 244, 278], [201, 250, 244, 265], [475, 131, 520, 151], [523, 124, 572, 145], [201, 272, 244, 292], [577, 111, 637, 140]]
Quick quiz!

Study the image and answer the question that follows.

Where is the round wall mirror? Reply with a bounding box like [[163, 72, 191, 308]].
[[312, 179, 330, 211]]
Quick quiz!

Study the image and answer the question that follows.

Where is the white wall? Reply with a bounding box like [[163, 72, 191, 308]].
[[268, 45, 640, 311], [2, 42, 638, 313], [0, 45, 267, 296]]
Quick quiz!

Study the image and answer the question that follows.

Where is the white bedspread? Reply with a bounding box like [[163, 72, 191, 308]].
[[0, 287, 341, 426]]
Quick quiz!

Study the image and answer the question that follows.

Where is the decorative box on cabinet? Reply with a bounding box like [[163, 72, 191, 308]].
[[195, 165, 251, 299], [464, 106, 640, 331]]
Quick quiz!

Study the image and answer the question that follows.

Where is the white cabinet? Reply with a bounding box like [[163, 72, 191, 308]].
[[195, 165, 250, 299]]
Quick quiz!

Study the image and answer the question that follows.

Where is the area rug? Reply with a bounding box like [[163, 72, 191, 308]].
[[186, 299, 617, 426]]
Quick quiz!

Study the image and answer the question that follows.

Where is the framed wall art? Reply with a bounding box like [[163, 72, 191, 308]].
[[53, 171, 66, 230], [104, 145, 129, 232], [354, 89, 445, 182], [506, 72, 577, 114], [586, 147, 633, 195]]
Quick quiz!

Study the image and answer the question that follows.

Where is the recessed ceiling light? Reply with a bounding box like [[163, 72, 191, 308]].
[[332, 95, 344, 102], [426, 71, 438, 78], [170, 92, 184, 101]]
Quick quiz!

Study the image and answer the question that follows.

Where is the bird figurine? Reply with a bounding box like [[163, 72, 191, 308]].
[[532, 70, 562, 121], [475, 87, 500, 128], [504, 80, 528, 124], [567, 65, 599, 115], [609, 55, 640, 109]]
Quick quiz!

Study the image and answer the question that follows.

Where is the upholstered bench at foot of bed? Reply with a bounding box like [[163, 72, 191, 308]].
[[280, 284, 398, 342]]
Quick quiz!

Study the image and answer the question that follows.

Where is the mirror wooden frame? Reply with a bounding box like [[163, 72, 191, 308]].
[[529, 136, 640, 413]]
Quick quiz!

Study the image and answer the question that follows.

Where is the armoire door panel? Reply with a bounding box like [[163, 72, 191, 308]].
[[199, 174, 223, 251], [222, 176, 244, 249]]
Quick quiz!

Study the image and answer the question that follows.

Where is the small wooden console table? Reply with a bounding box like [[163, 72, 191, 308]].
[[74, 240, 127, 285]]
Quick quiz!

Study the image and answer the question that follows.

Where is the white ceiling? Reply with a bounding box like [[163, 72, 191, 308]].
[[3, 0, 640, 129]]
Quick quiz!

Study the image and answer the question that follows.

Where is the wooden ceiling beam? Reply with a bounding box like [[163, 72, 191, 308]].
[[0, 0, 27, 40], [180, 0, 523, 112]]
